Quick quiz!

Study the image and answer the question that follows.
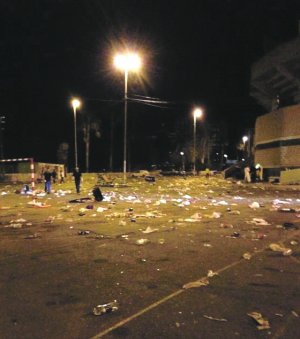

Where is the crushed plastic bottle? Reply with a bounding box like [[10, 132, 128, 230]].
[[93, 300, 119, 316], [269, 243, 292, 256]]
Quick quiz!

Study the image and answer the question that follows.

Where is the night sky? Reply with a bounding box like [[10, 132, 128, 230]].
[[1, 0, 299, 171]]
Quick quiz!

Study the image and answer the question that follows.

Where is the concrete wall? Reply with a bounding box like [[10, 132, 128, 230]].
[[254, 104, 300, 169]]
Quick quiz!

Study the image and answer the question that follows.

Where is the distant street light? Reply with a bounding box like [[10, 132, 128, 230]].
[[71, 98, 81, 169], [180, 152, 185, 172], [114, 52, 141, 184], [242, 135, 248, 158], [193, 108, 203, 175]]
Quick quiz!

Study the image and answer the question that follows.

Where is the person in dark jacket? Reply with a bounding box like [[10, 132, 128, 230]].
[[72, 167, 82, 193], [44, 167, 52, 193]]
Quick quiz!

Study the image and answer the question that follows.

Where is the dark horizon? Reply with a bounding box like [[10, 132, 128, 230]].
[[1, 0, 299, 170]]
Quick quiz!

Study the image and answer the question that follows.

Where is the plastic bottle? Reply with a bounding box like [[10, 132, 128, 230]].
[[93, 300, 119, 316]]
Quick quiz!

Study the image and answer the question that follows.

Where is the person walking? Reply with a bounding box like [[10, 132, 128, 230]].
[[44, 167, 52, 193], [72, 167, 82, 194]]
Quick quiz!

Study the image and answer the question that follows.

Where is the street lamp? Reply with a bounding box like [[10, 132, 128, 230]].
[[114, 52, 141, 184], [180, 152, 185, 172], [193, 108, 203, 175], [242, 135, 248, 158], [71, 98, 81, 169]]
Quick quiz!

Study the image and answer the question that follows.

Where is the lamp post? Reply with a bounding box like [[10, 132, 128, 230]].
[[193, 108, 203, 175], [242, 135, 248, 159], [71, 98, 81, 169], [114, 52, 141, 184], [180, 152, 185, 172]]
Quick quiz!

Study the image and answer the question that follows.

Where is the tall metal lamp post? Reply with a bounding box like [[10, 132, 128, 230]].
[[180, 151, 185, 172], [71, 98, 81, 169], [242, 135, 248, 159], [114, 52, 141, 184], [193, 108, 203, 175]]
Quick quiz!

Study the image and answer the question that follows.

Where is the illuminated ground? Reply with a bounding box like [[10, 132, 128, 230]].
[[0, 174, 300, 339]]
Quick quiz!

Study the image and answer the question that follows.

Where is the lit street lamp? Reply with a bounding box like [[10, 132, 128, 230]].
[[71, 98, 81, 169], [180, 152, 185, 172], [193, 108, 203, 175], [242, 135, 248, 158], [114, 52, 141, 184]]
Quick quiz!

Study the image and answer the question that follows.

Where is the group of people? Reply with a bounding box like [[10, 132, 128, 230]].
[[244, 165, 263, 183], [42, 166, 81, 194], [42, 167, 65, 193]]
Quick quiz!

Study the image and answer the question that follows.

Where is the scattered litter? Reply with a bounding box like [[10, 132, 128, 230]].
[[45, 216, 55, 223], [214, 200, 228, 206], [203, 243, 212, 247], [220, 223, 233, 228], [93, 300, 119, 316], [158, 238, 165, 244], [206, 212, 221, 218], [11, 218, 26, 223], [291, 310, 299, 318], [142, 226, 159, 234], [203, 315, 227, 322], [228, 232, 240, 238], [290, 240, 298, 246], [273, 199, 289, 205], [283, 222, 298, 230], [24, 233, 40, 239], [78, 230, 90, 235], [69, 197, 93, 203], [5, 223, 22, 228], [145, 175, 155, 182], [97, 207, 107, 213], [228, 210, 240, 215], [136, 238, 150, 245], [247, 311, 270, 330], [269, 243, 292, 256], [278, 208, 296, 213], [28, 201, 51, 208], [207, 270, 218, 277], [249, 202, 260, 209], [183, 277, 209, 289], [190, 213, 202, 221], [249, 218, 270, 226], [243, 252, 252, 260]]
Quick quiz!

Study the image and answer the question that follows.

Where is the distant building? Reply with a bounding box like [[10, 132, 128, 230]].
[[254, 104, 300, 178], [251, 35, 300, 181], [250, 37, 300, 111], [0, 159, 64, 183]]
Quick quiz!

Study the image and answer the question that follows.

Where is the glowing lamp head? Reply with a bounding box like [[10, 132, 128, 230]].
[[193, 108, 203, 119], [114, 53, 141, 72], [242, 136, 248, 144], [72, 98, 81, 110]]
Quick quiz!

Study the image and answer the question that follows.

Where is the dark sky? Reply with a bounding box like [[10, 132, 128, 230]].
[[1, 0, 299, 170]]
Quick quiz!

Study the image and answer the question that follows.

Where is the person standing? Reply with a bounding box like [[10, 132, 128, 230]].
[[52, 168, 57, 183], [44, 167, 52, 193], [60, 169, 65, 183], [244, 166, 251, 183], [73, 167, 82, 194]]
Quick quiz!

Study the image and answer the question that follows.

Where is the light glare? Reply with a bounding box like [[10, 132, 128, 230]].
[[72, 98, 81, 110], [194, 108, 203, 119], [114, 53, 141, 71]]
